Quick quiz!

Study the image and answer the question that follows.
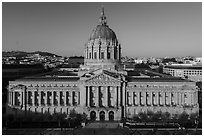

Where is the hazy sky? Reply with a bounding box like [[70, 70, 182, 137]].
[[2, 2, 202, 57]]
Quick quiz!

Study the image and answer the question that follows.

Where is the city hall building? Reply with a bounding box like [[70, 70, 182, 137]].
[[8, 9, 199, 121]]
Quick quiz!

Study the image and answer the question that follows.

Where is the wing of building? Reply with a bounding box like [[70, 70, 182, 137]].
[[8, 8, 199, 121]]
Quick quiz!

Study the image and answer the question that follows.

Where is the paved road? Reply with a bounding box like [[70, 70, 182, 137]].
[[2, 127, 202, 135]]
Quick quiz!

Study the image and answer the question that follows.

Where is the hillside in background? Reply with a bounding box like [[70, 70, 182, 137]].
[[2, 51, 61, 57]]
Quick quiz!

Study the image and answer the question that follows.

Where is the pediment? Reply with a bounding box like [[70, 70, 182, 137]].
[[85, 72, 121, 83]]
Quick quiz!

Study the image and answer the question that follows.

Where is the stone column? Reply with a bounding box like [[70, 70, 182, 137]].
[[12, 92, 14, 106], [13, 91, 16, 106], [70, 91, 73, 106], [51, 91, 54, 106], [12, 92, 14, 105], [190, 92, 193, 106], [178, 92, 182, 106], [130, 92, 133, 106], [8, 92, 10, 105], [18, 92, 22, 106], [95, 87, 99, 106], [62, 91, 66, 106], [193, 91, 196, 105], [194, 91, 197, 105], [117, 46, 119, 60], [10, 92, 12, 105], [111, 47, 114, 59], [32, 91, 35, 106], [110, 87, 114, 107], [159, 92, 163, 106], [22, 91, 25, 107], [174, 92, 177, 106], [122, 86, 125, 106], [118, 86, 121, 106], [135, 92, 139, 106], [177, 92, 180, 106], [37, 91, 41, 106], [45, 91, 48, 106], [181, 93, 185, 106], [74, 91, 78, 105], [87, 86, 90, 106], [169, 92, 171, 106], [143, 91, 146, 106], [57, 91, 60, 106], [115, 86, 117, 107], [104, 86, 108, 107], [116, 86, 118, 106], [149, 92, 152, 106], [166, 92, 170, 106], [9, 92, 11, 105]]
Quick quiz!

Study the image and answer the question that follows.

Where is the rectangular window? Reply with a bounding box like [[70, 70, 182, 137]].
[[107, 52, 110, 59], [94, 52, 97, 59], [89, 52, 92, 59], [101, 52, 104, 59]]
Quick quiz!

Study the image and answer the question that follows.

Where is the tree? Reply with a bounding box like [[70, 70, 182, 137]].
[[7, 114, 14, 123], [146, 110, 154, 122], [132, 115, 141, 122], [44, 111, 52, 122], [178, 112, 189, 127], [161, 112, 170, 123], [151, 111, 161, 122], [69, 109, 77, 119], [138, 112, 148, 122], [81, 113, 88, 122]]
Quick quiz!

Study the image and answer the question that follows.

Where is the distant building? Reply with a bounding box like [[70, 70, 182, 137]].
[[68, 56, 84, 65], [8, 8, 199, 121], [163, 64, 202, 82]]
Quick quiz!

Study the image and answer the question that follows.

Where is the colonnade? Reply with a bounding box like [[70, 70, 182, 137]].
[[127, 91, 198, 107], [8, 90, 80, 107], [86, 86, 122, 107]]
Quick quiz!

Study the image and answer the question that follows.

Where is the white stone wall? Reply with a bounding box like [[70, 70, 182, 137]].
[[126, 82, 199, 118], [8, 79, 199, 121]]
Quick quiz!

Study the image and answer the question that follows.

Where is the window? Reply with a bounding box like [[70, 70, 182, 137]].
[[101, 52, 104, 59], [89, 52, 92, 59], [94, 52, 97, 59], [107, 51, 110, 59], [114, 48, 117, 59]]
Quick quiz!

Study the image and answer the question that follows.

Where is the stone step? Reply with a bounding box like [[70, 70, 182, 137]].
[[85, 122, 120, 128]]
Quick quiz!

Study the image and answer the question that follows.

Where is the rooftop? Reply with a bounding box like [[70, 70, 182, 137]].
[[127, 77, 192, 82], [164, 65, 202, 70]]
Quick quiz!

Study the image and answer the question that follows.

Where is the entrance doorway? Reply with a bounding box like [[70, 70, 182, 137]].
[[109, 111, 114, 121], [100, 111, 105, 121], [90, 111, 96, 121]]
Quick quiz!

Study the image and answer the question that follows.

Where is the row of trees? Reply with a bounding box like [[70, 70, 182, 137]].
[[129, 111, 199, 128], [4, 109, 88, 128]]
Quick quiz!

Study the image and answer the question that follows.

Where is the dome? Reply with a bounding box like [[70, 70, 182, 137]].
[[90, 24, 117, 40]]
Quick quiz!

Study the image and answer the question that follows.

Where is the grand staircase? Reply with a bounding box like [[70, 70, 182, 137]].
[[72, 121, 128, 135], [84, 121, 120, 128]]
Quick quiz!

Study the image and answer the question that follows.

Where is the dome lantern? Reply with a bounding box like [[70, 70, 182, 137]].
[[99, 7, 107, 26]]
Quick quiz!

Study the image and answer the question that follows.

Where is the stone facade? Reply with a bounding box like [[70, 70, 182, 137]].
[[8, 8, 199, 121]]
